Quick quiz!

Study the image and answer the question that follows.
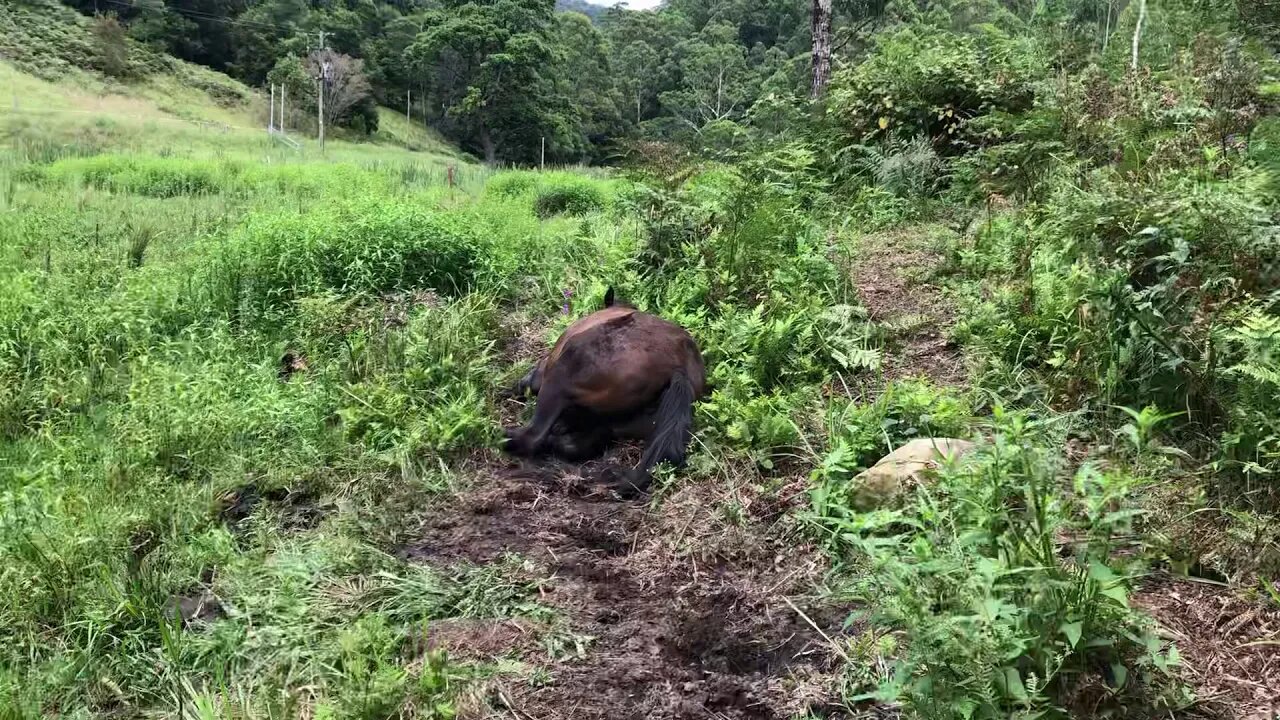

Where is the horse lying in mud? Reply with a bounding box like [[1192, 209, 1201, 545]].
[[503, 289, 706, 495]]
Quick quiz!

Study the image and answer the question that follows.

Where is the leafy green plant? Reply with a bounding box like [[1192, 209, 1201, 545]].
[[813, 412, 1183, 718], [1218, 312, 1280, 488]]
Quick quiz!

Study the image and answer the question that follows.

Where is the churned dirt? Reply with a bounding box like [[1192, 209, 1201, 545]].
[[1133, 574, 1280, 720], [402, 446, 861, 720], [851, 226, 966, 389]]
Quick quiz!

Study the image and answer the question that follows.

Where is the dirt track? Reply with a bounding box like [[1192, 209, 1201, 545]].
[[403, 445, 859, 719]]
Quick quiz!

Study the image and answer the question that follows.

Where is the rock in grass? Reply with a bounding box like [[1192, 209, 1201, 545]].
[[850, 438, 976, 510]]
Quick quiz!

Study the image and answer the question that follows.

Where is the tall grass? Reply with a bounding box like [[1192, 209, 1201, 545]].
[[0, 133, 621, 715]]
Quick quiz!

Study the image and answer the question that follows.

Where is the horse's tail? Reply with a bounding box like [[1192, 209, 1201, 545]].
[[608, 368, 695, 496]]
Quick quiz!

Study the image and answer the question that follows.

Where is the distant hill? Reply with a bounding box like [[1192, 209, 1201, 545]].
[[0, 0, 461, 155], [555, 0, 608, 22]]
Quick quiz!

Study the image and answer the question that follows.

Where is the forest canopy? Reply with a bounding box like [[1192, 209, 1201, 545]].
[[61, 0, 1277, 165]]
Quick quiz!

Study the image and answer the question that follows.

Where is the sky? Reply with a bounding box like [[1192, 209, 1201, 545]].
[[584, 0, 662, 8]]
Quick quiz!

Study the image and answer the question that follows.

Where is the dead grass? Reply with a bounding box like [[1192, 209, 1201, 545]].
[[1134, 574, 1280, 720]]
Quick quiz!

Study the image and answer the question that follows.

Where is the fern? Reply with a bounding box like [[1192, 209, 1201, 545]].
[[1227, 312, 1280, 387]]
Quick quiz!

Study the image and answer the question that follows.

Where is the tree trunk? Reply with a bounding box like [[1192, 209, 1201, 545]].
[[810, 0, 834, 100], [479, 123, 497, 165], [1130, 0, 1147, 71]]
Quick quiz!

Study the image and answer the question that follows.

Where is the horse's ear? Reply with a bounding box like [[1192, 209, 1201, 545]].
[[603, 287, 615, 308]]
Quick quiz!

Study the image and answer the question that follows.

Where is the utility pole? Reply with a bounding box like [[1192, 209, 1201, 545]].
[[406, 89, 411, 123], [317, 30, 329, 154], [280, 85, 287, 135], [318, 70, 326, 154], [269, 84, 276, 131], [540, 136, 545, 171]]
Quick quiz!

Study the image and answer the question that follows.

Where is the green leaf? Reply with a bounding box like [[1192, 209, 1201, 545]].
[[1100, 583, 1129, 608], [995, 666, 1028, 700], [1060, 621, 1083, 648], [1088, 560, 1117, 583], [1110, 662, 1128, 689]]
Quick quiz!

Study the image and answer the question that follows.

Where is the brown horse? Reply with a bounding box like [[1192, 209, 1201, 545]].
[[504, 288, 706, 494]]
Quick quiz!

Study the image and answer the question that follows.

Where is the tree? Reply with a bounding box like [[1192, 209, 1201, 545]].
[[92, 13, 131, 78], [659, 21, 757, 132], [810, 0, 833, 99], [616, 40, 662, 124], [1130, 0, 1147, 70], [127, 0, 200, 56], [230, 0, 310, 85], [603, 8, 690, 126], [408, 0, 558, 164], [306, 49, 374, 130], [549, 11, 625, 161]]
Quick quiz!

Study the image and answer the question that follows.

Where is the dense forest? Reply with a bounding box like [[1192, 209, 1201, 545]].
[[62, 0, 1274, 166]]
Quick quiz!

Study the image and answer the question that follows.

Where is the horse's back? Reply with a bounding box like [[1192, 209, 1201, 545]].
[[545, 308, 704, 415]]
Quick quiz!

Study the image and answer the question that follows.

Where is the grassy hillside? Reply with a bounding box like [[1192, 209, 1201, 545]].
[[0, 0, 463, 161]]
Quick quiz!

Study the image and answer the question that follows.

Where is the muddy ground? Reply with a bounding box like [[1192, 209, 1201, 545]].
[[402, 444, 865, 720]]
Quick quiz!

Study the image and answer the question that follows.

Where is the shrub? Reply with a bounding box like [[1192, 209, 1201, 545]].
[[811, 413, 1183, 717], [828, 25, 1043, 153], [90, 13, 131, 79], [533, 176, 609, 218], [486, 170, 540, 198], [1217, 311, 1280, 492], [216, 201, 484, 314], [826, 379, 974, 472], [954, 167, 1277, 435]]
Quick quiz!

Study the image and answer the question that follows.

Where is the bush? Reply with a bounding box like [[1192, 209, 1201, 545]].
[[533, 176, 609, 218], [486, 170, 540, 198], [811, 413, 1183, 717], [91, 13, 131, 78], [828, 25, 1043, 153], [215, 201, 485, 313], [954, 167, 1277, 435], [826, 379, 974, 472], [1217, 311, 1280, 492]]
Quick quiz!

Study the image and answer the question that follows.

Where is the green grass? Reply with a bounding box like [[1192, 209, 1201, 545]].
[[0, 63, 605, 711]]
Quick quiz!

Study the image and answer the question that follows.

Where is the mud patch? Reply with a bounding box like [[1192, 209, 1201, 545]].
[[219, 483, 326, 535], [404, 450, 856, 719], [414, 618, 544, 663]]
